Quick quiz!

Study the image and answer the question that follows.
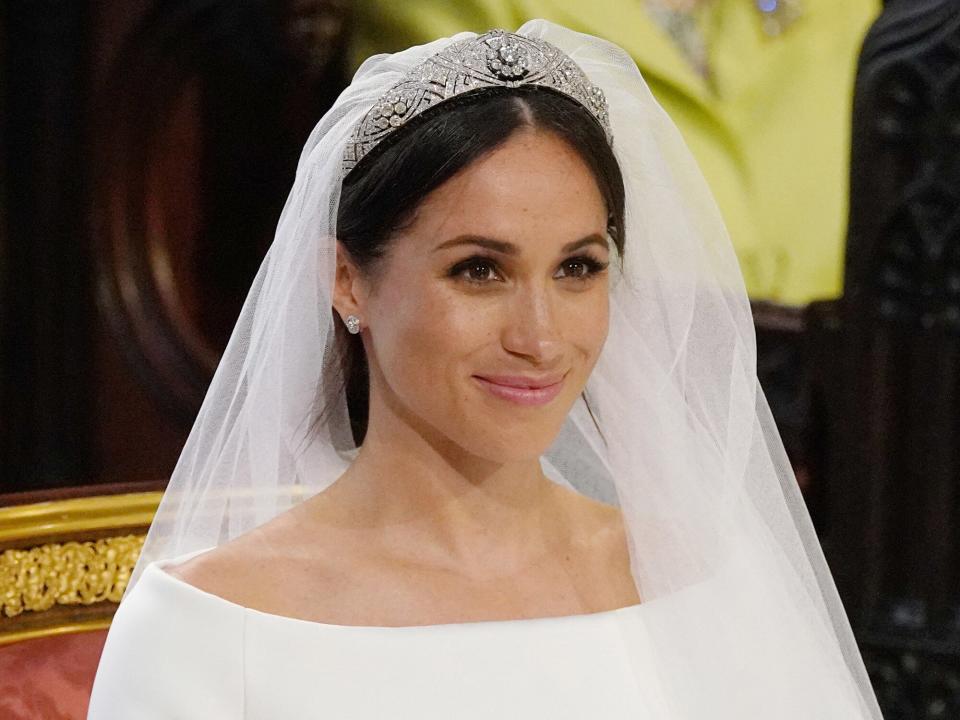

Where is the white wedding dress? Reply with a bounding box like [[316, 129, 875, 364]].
[[88, 545, 874, 719], [87, 550, 680, 719]]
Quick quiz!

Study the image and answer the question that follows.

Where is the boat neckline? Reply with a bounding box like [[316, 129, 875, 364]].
[[147, 554, 646, 632]]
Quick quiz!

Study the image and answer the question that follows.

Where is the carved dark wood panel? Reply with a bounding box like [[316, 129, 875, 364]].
[[1, 1, 350, 492], [817, 1, 960, 715], [847, 0, 960, 332], [1, 2, 94, 491], [92, 0, 350, 426], [864, 644, 960, 720]]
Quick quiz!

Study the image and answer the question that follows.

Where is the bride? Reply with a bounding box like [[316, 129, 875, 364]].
[[87, 21, 883, 719]]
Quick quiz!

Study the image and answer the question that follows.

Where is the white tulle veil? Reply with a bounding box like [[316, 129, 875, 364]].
[[127, 19, 882, 718]]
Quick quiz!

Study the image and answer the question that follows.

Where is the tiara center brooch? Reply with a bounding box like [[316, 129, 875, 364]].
[[486, 34, 530, 79], [342, 30, 613, 175]]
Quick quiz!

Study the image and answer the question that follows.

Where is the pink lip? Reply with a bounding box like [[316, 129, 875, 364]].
[[472, 374, 566, 406]]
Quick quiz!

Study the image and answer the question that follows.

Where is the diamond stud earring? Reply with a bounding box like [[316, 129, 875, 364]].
[[345, 314, 362, 334]]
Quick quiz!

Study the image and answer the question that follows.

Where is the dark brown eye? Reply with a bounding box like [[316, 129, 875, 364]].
[[555, 255, 609, 281], [467, 261, 495, 281], [562, 259, 590, 278], [450, 257, 502, 284]]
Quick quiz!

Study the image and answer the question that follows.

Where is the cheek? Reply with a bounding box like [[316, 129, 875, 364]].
[[369, 276, 495, 401], [563, 288, 610, 369]]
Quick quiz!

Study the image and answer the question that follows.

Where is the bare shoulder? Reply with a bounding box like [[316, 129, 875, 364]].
[[165, 530, 273, 606], [164, 505, 335, 612], [162, 496, 369, 622], [548, 481, 629, 549], [547, 481, 639, 604]]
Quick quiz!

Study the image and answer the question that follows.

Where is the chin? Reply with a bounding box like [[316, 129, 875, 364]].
[[450, 409, 568, 465]]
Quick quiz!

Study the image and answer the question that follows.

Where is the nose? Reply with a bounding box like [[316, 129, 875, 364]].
[[501, 281, 564, 364]]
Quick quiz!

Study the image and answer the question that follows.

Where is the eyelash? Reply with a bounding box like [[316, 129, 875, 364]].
[[448, 254, 610, 285]]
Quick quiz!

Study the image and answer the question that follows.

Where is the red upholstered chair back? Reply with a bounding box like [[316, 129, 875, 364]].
[[0, 631, 108, 719]]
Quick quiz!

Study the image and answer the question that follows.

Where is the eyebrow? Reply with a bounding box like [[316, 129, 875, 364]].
[[433, 233, 609, 255]]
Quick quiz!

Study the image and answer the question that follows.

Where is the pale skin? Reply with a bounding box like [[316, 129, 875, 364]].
[[169, 128, 641, 626]]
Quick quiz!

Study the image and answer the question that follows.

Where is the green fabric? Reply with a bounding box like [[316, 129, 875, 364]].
[[351, 0, 880, 304]]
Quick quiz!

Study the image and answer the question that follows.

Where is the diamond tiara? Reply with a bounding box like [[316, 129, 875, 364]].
[[342, 30, 613, 176]]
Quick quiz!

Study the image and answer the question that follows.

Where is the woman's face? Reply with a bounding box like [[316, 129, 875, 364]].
[[347, 128, 611, 462]]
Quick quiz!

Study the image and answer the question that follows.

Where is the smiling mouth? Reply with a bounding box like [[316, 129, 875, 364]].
[[471, 374, 566, 406]]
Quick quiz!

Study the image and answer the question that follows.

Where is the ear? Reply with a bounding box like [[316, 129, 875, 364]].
[[332, 241, 367, 325]]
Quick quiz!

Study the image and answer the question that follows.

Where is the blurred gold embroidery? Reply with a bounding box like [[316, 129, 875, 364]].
[[0, 536, 145, 617]]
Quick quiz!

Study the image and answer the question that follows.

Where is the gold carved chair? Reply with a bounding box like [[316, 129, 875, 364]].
[[0, 486, 161, 719]]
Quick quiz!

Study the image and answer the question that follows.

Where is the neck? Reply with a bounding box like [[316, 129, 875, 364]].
[[320, 382, 564, 578]]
